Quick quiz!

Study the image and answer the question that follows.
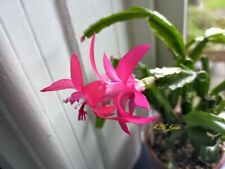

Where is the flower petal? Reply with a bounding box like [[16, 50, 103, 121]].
[[83, 81, 106, 105], [116, 44, 151, 83], [64, 92, 83, 104], [129, 98, 135, 115], [41, 79, 74, 92], [113, 95, 131, 134], [117, 90, 156, 124], [118, 121, 131, 135], [103, 53, 120, 82], [93, 104, 131, 134], [134, 91, 150, 110], [120, 113, 157, 124], [118, 102, 157, 124], [93, 105, 115, 118], [71, 54, 83, 91], [90, 34, 101, 79]]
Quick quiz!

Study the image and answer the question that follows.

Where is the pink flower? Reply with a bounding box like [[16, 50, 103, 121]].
[[90, 34, 157, 134], [41, 54, 114, 121], [41, 34, 157, 134]]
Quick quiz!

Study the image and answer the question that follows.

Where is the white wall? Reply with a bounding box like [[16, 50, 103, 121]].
[[0, 0, 143, 169], [154, 0, 187, 66]]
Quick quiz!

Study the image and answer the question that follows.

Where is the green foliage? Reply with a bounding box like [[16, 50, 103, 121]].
[[189, 38, 208, 62], [83, 6, 185, 63], [96, 117, 105, 128], [144, 87, 176, 123], [168, 88, 181, 109], [189, 28, 225, 62], [200, 56, 210, 73], [187, 127, 215, 147], [188, 6, 225, 41], [147, 11, 185, 59], [83, 6, 151, 39], [197, 95, 223, 113], [200, 144, 221, 163], [193, 71, 210, 98], [83, 6, 225, 165], [205, 0, 225, 10], [150, 67, 197, 90], [184, 111, 225, 134]]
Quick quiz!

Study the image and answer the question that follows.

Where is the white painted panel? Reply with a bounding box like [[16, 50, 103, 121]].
[[0, 0, 95, 168], [123, 0, 156, 68], [16, 0, 104, 168], [66, 1, 142, 169], [0, 0, 148, 169], [65, 0, 130, 80], [0, 102, 40, 169], [0, 21, 70, 169], [155, 0, 186, 66]]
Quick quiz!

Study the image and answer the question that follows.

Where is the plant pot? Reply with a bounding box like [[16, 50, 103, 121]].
[[144, 121, 225, 169], [133, 143, 166, 169]]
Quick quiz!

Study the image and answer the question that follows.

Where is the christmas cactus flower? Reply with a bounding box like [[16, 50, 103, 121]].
[[90, 34, 157, 134], [41, 54, 115, 121], [41, 34, 157, 134]]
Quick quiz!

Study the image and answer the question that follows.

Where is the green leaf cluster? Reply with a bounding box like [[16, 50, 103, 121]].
[[83, 6, 225, 164]]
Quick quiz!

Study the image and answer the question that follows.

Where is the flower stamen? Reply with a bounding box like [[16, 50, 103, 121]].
[[78, 103, 87, 121]]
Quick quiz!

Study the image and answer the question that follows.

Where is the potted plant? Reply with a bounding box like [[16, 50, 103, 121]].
[[81, 6, 225, 168]]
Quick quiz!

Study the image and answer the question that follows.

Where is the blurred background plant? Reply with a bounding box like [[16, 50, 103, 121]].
[[82, 5, 225, 169], [188, 0, 225, 41]]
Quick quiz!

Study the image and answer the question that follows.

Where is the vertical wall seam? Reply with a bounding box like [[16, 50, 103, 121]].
[[109, 1, 122, 55], [65, 1, 117, 168], [183, 0, 188, 43], [62, 1, 115, 169], [54, 0, 93, 168], [54, 0, 80, 56], [13, 0, 76, 168]]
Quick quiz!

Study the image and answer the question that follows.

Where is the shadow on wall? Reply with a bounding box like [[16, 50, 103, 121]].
[[0, 154, 14, 169]]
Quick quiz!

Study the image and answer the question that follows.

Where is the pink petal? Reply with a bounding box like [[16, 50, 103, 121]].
[[134, 91, 150, 110], [103, 53, 120, 82], [116, 44, 151, 83], [65, 92, 83, 104], [71, 92, 83, 100], [114, 95, 131, 134], [118, 121, 131, 135], [70, 54, 83, 91], [116, 90, 133, 109], [93, 105, 115, 118], [90, 34, 101, 79], [93, 105, 131, 134], [129, 98, 135, 115], [128, 76, 135, 81], [117, 91, 156, 124], [82, 81, 106, 105], [118, 102, 157, 124], [104, 82, 125, 99], [41, 79, 74, 92], [121, 113, 157, 124]]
